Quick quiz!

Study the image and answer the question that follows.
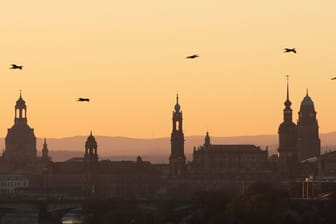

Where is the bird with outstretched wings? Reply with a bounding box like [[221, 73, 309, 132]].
[[283, 48, 296, 54], [186, 54, 199, 59], [10, 64, 23, 70], [77, 98, 90, 102]]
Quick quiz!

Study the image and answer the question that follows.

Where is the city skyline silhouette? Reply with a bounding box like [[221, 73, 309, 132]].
[[2, 1, 336, 223]]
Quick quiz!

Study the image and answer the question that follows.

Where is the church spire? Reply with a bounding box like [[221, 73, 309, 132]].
[[284, 75, 292, 108], [283, 76, 293, 122], [286, 75, 289, 101], [278, 77, 298, 173], [174, 93, 181, 113]]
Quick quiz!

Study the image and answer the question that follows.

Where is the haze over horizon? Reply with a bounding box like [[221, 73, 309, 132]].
[[2, 0, 336, 138], [1, 132, 336, 163]]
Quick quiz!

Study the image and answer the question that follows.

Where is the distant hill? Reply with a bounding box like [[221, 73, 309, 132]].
[[0, 132, 336, 163]]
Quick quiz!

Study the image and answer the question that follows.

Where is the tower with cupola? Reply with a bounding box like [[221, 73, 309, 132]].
[[297, 90, 321, 161], [278, 77, 297, 172], [3, 92, 37, 168], [84, 131, 98, 163], [169, 94, 186, 178], [84, 131, 98, 194]]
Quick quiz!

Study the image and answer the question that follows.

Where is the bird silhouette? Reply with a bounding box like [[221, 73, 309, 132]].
[[283, 48, 296, 54], [331, 77, 336, 80], [10, 64, 23, 70], [186, 54, 199, 59], [77, 98, 90, 102]]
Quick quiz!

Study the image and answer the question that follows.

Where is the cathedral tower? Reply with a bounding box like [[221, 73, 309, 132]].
[[169, 94, 186, 178], [297, 90, 321, 161], [3, 92, 37, 168], [278, 77, 297, 172], [84, 131, 98, 162], [84, 131, 98, 195]]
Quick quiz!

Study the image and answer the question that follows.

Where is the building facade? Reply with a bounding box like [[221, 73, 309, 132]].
[[192, 132, 269, 179]]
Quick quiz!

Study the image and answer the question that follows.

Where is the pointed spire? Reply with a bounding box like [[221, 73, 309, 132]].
[[42, 138, 49, 159], [174, 94, 181, 112], [306, 88, 309, 96], [19, 89, 22, 98], [284, 75, 292, 108], [286, 75, 289, 101]]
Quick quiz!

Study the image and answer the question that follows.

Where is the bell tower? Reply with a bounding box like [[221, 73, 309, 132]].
[[15, 91, 27, 125], [84, 131, 98, 162], [3, 92, 37, 169], [297, 90, 320, 161], [84, 131, 98, 195], [169, 94, 186, 178], [278, 76, 297, 173]]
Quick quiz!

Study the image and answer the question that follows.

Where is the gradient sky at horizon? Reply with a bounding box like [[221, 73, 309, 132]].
[[1, 0, 336, 138]]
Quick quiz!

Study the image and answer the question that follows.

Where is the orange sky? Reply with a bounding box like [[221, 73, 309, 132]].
[[1, 0, 336, 138]]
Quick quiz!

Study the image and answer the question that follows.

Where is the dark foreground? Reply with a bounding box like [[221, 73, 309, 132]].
[[1, 182, 336, 224]]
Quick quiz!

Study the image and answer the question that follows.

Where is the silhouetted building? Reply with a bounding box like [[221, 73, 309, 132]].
[[3, 93, 37, 169], [277, 83, 321, 178], [43, 132, 162, 198], [84, 132, 98, 195], [41, 138, 49, 161], [169, 94, 186, 178], [318, 151, 336, 177], [278, 79, 297, 173], [84, 131, 98, 163], [0, 91, 331, 199], [192, 132, 269, 179], [297, 90, 321, 161]]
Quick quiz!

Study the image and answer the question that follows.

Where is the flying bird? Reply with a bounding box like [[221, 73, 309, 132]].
[[283, 48, 296, 54], [10, 64, 23, 70], [186, 54, 199, 59], [331, 77, 336, 80], [77, 98, 90, 102]]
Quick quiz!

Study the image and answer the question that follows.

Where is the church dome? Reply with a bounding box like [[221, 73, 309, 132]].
[[279, 121, 297, 131], [300, 91, 315, 111], [85, 132, 97, 149]]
